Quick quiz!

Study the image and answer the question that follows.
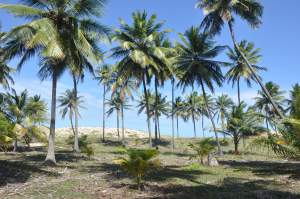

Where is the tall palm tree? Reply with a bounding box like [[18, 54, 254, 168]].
[[1, 0, 108, 164], [198, 94, 214, 138], [111, 73, 136, 144], [184, 92, 201, 138], [58, 89, 84, 151], [173, 97, 185, 138], [254, 82, 285, 132], [226, 40, 266, 105], [197, 0, 283, 119], [214, 94, 233, 138], [176, 26, 225, 155], [95, 64, 113, 142], [107, 93, 130, 142], [0, 23, 14, 89], [111, 11, 170, 147]]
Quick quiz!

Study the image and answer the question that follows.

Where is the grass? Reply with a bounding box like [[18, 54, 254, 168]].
[[0, 135, 300, 199]]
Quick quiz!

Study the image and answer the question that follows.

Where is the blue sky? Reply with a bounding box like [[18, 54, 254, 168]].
[[0, 0, 300, 137]]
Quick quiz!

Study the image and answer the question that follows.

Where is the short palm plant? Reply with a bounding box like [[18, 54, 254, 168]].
[[114, 149, 161, 190], [188, 138, 216, 165]]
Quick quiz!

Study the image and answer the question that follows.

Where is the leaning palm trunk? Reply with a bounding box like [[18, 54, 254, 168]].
[[70, 114, 76, 136], [102, 84, 106, 142], [13, 139, 17, 152], [157, 116, 161, 140], [200, 80, 223, 156], [237, 78, 241, 105], [142, 74, 152, 147], [228, 21, 284, 119], [45, 74, 57, 164], [171, 79, 175, 150], [72, 75, 80, 153], [202, 116, 205, 138]]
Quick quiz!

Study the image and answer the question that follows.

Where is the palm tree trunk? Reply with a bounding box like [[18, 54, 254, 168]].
[[221, 115, 226, 139], [228, 21, 284, 119], [102, 85, 106, 142], [121, 104, 125, 145], [202, 116, 205, 138], [72, 75, 80, 153], [200, 80, 223, 156], [237, 78, 241, 105], [45, 74, 57, 164], [13, 139, 17, 152], [117, 110, 120, 141], [171, 79, 175, 150], [157, 116, 161, 140], [192, 112, 196, 138], [142, 74, 152, 147], [70, 114, 76, 136], [154, 113, 158, 145], [154, 78, 159, 144], [176, 116, 179, 138]]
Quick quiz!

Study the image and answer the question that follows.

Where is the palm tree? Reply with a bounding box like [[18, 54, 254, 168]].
[[25, 95, 47, 125], [152, 93, 169, 141], [176, 26, 225, 155], [214, 94, 233, 138], [111, 74, 136, 144], [254, 82, 285, 132], [58, 89, 84, 152], [184, 92, 201, 138], [107, 93, 130, 142], [173, 97, 185, 138], [226, 40, 266, 105], [226, 102, 263, 154], [287, 84, 300, 118], [198, 94, 214, 138], [5, 89, 28, 152], [111, 11, 170, 147], [95, 64, 113, 142], [1, 0, 108, 164], [197, 0, 284, 119], [0, 23, 14, 89]]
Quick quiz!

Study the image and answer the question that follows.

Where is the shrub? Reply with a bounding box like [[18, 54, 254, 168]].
[[81, 145, 95, 159], [188, 138, 216, 165], [114, 149, 161, 190]]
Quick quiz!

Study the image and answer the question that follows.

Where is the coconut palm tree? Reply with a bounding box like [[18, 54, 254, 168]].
[[254, 82, 285, 132], [286, 84, 300, 118], [226, 40, 266, 105], [111, 74, 136, 144], [1, 0, 108, 164], [111, 11, 170, 147], [5, 89, 28, 152], [196, 0, 283, 119], [25, 95, 47, 125], [173, 97, 185, 138], [198, 94, 214, 138], [58, 89, 84, 152], [176, 26, 225, 155], [95, 64, 113, 142], [214, 94, 233, 138], [226, 102, 263, 154], [184, 92, 201, 138], [0, 23, 14, 89], [107, 93, 130, 142]]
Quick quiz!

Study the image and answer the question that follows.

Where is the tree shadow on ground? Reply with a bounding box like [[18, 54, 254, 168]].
[[20, 150, 87, 164], [86, 163, 209, 184], [0, 160, 60, 187], [147, 177, 300, 199], [161, 151, 191, 158], [219, 160, 300, 180], [102, 140, 124, 147]]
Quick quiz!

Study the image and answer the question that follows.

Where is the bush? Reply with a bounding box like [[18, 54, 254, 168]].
[[188, 138, 216, 165], [81, 145, 95, 159], [66, 134, 89, 149], [0, 114, 14, 151], [114, 148, 161, 190]]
